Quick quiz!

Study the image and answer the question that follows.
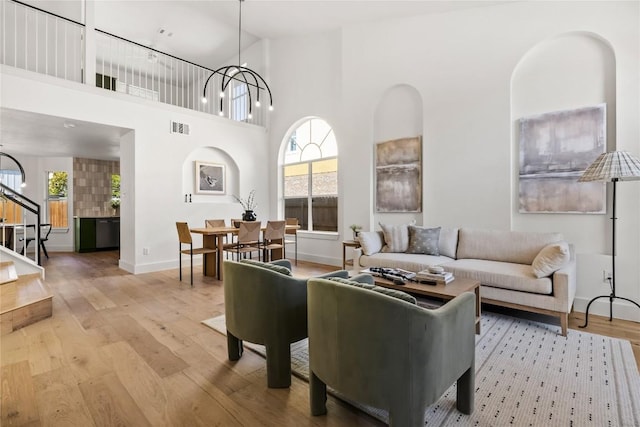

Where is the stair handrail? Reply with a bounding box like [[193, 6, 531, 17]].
[[0, 183, 41, 265]]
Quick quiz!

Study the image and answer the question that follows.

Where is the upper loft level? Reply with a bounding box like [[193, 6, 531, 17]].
[[0, 0, 271, 128]]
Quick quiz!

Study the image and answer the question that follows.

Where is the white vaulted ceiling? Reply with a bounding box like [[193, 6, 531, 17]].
[[5, 0, 510, 158], [20, 0, 509, 69]]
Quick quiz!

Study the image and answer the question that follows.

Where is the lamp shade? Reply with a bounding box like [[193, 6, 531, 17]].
[[578, 151, 640, 182]]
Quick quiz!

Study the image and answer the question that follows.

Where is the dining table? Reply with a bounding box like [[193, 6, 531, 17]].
[[189, 223, 299, 281]]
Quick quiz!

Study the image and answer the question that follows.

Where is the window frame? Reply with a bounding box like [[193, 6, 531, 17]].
[[282, 118, 338, 233], [45, 171, 69, 230], [230, 81, 249, 122]]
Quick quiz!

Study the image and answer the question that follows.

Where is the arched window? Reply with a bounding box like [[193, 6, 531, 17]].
[[283, 118, 338, 232]]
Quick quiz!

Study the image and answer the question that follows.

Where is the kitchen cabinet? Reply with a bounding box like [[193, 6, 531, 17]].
[[74, 217, 120, 252]]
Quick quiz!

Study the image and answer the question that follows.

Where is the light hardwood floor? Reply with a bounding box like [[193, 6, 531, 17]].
[[1, 251, 638, 426]]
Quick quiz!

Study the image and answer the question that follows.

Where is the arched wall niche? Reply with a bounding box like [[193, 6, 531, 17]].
[[511, 31, 616, 256], [182, 146, 240, 204], [373, 84, 424, 227]]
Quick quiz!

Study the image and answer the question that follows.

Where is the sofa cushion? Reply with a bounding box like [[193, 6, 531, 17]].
[[442, 259, 552, 295], [359, 252, 454, 273], [328, 277, 417, 305], [357, 231, 385, 255], [456, 228, 564, 265], [406, 226, 440, 255], [435, 227, 459, 259], [532, 242, 570, 278], [240, 259, 292, 276], [380, 221, 415, 253]]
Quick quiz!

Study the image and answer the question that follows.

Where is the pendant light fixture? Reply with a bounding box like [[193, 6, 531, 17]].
[[201, 0, 273, 118]]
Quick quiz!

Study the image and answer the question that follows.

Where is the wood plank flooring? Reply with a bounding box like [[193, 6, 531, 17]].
[[1, 251, 638, 426]]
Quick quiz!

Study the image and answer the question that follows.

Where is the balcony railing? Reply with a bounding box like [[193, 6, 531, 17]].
[[0, 0, 84, 83], [0, 0, 266, 127]]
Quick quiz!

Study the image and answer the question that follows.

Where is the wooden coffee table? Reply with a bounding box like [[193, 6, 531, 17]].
[[372, 275, 481, 334]]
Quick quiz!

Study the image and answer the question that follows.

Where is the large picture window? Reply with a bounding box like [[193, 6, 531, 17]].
[[283, 118, 338, 232]]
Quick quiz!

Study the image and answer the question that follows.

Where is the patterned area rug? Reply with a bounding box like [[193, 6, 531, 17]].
[[202, 312, 640, 426]]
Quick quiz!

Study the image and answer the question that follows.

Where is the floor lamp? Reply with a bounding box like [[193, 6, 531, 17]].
[[578, 151, 640, 328]]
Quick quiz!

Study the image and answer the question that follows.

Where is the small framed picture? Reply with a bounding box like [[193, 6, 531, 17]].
[[195, 161, 225, 194]]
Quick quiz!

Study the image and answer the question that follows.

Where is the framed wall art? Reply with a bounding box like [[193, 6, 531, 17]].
[[195, 161, 225, 195], [375, 136, 422, 212], [518, 104, 606, 213]]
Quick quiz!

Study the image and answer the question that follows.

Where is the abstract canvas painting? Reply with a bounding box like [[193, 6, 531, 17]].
[[375, 136, 422, 212], [518, 104, 606, 213], [195, 161, 225, 194]]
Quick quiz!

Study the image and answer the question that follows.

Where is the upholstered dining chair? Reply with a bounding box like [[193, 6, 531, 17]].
[[176, 222, 217, 286], [261, 220, 286, 262], [307, 277, 476, 425], [223, 259, 349, 388], [285, 217, 298, 265], [225, 221, 261, 261]]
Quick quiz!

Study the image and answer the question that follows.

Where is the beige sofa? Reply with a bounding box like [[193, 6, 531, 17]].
[[353, 227, 576, 336]]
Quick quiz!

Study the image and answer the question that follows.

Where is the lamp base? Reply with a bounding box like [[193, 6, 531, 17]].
[[579, 293, 640, 328]]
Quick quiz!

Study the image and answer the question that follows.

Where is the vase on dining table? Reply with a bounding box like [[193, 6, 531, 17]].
[[242, 210, 257, 221]]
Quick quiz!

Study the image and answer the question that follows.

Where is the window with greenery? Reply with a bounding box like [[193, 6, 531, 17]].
[[47, 171, 68, 228], [111, 174, 120, 211], [283, 118, 338, 232]]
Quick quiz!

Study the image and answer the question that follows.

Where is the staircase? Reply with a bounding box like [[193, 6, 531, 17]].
[[0, 261, 52, 335]]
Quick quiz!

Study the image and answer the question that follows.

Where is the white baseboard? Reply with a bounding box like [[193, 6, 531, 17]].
[[573, 296, 640, 322], [297, 252, 341, 268], [123, 259, 200, 274]]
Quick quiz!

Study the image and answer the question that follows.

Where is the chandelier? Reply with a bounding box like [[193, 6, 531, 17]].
[[201, 0, 273, 119]]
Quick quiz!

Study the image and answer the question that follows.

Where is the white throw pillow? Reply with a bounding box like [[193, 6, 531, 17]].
[[532, 242, 570, 278], [357, 231, 385, 255], [379, 221, 416, 253]]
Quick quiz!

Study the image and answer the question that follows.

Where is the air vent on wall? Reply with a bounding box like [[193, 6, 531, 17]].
[[170, 121, 190, 135]]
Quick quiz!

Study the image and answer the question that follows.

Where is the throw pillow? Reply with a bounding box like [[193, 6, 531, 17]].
[[357, 231, 385, 256], [328, 277, 417, 305], [240, 259, 292, 276], [531, 242, 570, 278], [379, 220, 416, 253], [406, 226, 441, 255]]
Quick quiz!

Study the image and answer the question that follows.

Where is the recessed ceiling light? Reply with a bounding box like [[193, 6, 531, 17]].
[[63, 122, 76, 128]]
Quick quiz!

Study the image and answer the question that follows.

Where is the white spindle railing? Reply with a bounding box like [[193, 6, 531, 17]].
[[0, 0, 84, 83], [94, 30, 266, 126], [0, 0, 267, 127]]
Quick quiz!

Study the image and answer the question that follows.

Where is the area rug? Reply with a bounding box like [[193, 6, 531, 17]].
[[202, 313, 640, 426]]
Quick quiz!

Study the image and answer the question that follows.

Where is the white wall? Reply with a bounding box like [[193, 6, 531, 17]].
[[267, 1, 639, 321], [1, 65, 269, 274]]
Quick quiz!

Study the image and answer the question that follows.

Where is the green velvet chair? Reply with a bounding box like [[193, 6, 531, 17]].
[[307, 277, 476, 426], [222, 259, 349, 388]]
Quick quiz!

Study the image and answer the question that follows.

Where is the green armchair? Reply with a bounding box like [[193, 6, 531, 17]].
[[307, 277, 476, 426], [222, 259, 349, 388]]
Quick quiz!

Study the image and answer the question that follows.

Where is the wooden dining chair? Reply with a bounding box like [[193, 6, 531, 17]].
[[176, 222, 217, 286], [261, 220, 286, 262], [285, 218, 298, 265], [206, 218, 235, 257], [225, 221, 261, 261], [205, 219, 226, 228]]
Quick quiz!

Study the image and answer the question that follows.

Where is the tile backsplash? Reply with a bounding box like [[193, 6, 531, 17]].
[[73, 158, 120, 217]]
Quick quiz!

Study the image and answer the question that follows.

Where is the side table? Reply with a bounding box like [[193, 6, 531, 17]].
[[342, 240, 361, 270]]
